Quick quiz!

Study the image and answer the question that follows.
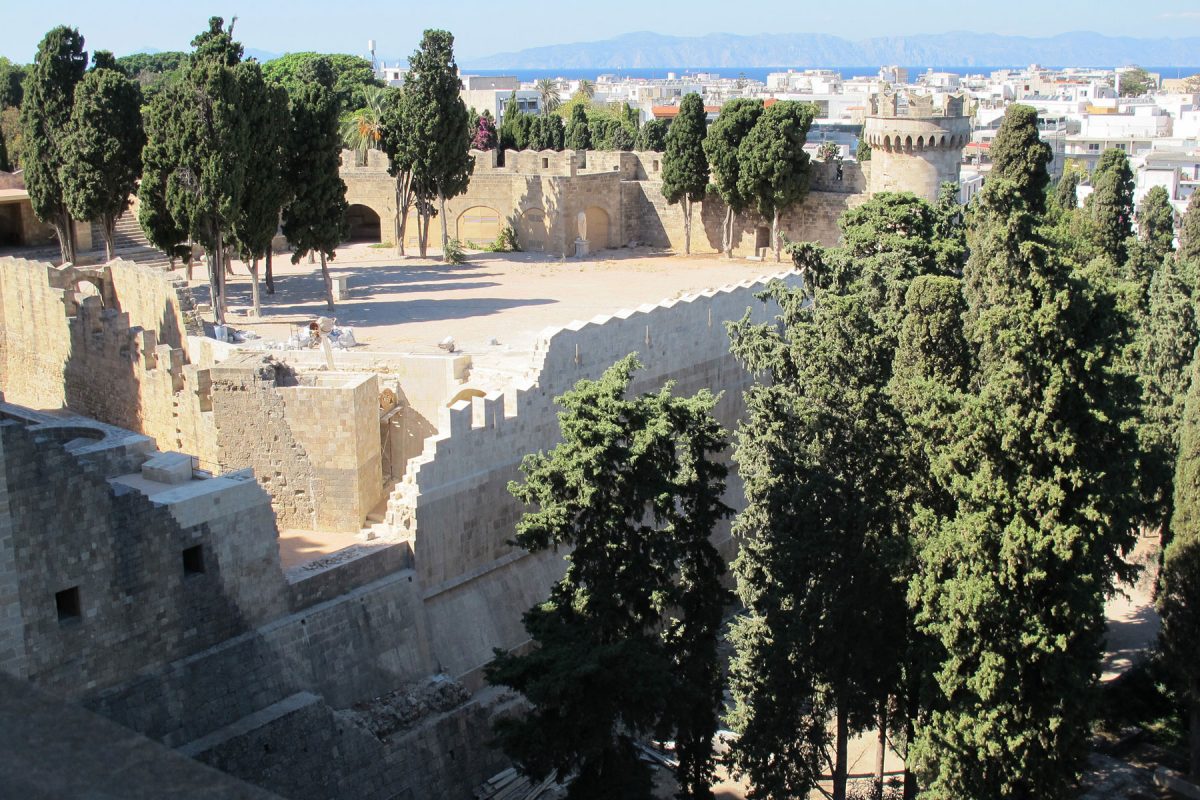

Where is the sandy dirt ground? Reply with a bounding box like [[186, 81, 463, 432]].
[[183, 243, 792, 364]]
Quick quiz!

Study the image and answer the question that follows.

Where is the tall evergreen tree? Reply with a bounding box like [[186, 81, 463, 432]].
[[282, 57, 348, 310], [61, 62, 145, 261], [565, 103, 591, 150], [230, 65, 289, 312], [635, 117, 669, 152], [736, 100, 815, 262], [546, 114, 565, 151], [661, 93, 709, 255], [1136, 255, 1198, 540], [380, 89, 417, 256], [987, 104, 1051, 215], [1160, 351, 1200, 779], [486, 355, 730, 800], [1138, 185, 1175, 257], [138, 79, 193, 271], [1088, 148, 1136, 265], [138, 17, 252, 324], [1181, 191, 1200, 268], [887, 274, 971, 800], [1126, 185, 1178, 309], [704, 98, 763, 258], [404, 30, 473, 260], [727, 282, 902, 800], [19, 26, 87, 264], [0, 124, 10, 174], [910, 153, 1140, 798]]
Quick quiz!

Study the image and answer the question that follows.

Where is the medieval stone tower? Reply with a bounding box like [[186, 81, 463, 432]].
[[863, 92, 971, 203]]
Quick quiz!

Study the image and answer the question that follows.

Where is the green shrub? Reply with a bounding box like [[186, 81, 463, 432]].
[[444, 237, 466, 264], [481, 225, 520, 253]]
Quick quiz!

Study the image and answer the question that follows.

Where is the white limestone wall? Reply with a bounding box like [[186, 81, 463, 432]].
[[386, 271, 802, 678]]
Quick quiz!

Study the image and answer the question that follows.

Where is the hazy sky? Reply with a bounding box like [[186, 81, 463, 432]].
[[3, 0, 1200, 64]]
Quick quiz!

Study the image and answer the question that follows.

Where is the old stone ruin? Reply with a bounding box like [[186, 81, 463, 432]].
[[0, 253, 801, 797]]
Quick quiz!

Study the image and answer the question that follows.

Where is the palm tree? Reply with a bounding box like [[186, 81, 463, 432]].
[[535, 78, 561, 116], [577, 78, 596, 100], [340, 85, 390, 162]]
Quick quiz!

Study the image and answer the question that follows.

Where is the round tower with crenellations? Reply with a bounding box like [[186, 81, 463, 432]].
[[863, 92, 971, 203]]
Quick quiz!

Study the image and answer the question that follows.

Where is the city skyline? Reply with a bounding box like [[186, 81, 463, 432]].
[[3, 0, 1200, 63]]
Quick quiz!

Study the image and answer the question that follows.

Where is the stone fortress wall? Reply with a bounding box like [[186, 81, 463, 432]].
[[342, 145, 875, 258], [0, 91, 963, 797], [0, 247, 801, 798]]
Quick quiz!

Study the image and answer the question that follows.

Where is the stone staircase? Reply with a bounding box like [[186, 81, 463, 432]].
[[89, 211, 174, 270]]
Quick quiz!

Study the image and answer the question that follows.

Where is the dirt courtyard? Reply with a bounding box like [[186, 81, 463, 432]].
[[182, 243, 793, 360]]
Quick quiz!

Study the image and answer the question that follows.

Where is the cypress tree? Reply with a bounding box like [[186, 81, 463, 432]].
[[1180, 190, 1200, 266], [282, 57, 348, 310], [1139, 185, 1176, 259], [61, 62, 145, 261], [565, 103, 591, 150], [1160, 351, 1200, 779], [1136, 254, 1198, 541], [704, 98, 762, 258], [0, 127, 9, 173], [727, 283, 902, 800], [736, 100, 815, 262], [987, 104, 1051, 215], [1089, 148, 1136, 265], [138, 17, 252, 324], [910, 158, 1140, 797], [404, 30, 473, 260], [20, 26, 87, 264], [546, 114, 565, 151], [486, 355, 730, 800], [635, 118, 669, 152], [138, 79, 192, 271], [661, 93, 709, 255], [230, 65, 290, 313], [380, 89, 417, 257]]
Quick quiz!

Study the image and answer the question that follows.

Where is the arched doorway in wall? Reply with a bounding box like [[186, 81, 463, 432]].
[[457, 206, 501, 246], [518, 208, 546, 251], [345, 204, 382, 242], [583, 206, 610, 249]]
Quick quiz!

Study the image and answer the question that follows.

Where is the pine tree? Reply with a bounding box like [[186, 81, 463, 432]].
[[1089, 148, 1136, 265], [20, 26, 88, 264], [61, 61, 145, 261], [1160, 351, 1200, 779], [282, 56, 348, 310], [486, 355, 730, 800], [704, 98, 762, 258], [736, 100, 815, 261], [565, 103, 591, 150], [661, 93, 709, 255]]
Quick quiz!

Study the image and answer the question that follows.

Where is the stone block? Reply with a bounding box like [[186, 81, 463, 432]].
[[141, 451, 194, 485]]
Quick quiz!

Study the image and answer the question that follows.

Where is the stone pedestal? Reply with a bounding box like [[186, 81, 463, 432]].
[[573, 238, 589, 258]]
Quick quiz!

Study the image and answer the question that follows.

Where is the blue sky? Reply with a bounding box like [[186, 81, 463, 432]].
[[3, 0, 1200, 63]]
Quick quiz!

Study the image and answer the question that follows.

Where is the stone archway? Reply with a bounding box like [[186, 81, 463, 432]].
[[583, 206, 610, 249], [457, 206, 502, 247], [345, 204, 382, 243]]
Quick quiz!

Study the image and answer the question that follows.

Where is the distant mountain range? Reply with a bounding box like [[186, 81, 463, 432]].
[[463, 31, 1200, 70]]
